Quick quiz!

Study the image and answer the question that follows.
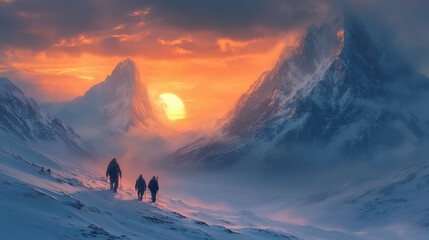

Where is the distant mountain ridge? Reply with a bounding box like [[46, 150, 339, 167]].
[[0, 77, 90, 156], [169, 14, 429, 169]]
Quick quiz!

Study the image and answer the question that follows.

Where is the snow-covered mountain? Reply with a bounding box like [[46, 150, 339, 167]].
[[0, 77, 90, 157], [0, 77, 336, 239], [43, 58, 158, 134], [170, 15, 429, 169], [0, 77, 357, 240], [0, 74, 427, 240]]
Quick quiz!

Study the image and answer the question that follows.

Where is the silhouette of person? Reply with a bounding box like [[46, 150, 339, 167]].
[[106, 158, 122, 192], [148, 176, 159, 203], [135, 174, 146, 201]]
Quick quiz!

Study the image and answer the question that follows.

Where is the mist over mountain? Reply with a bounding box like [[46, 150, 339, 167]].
[[0, 79, 308, 240], [0, 77, 91, 157], [43, 59, 160, 137], [3, 0, 429, 239], [169, 14, 429, 171]]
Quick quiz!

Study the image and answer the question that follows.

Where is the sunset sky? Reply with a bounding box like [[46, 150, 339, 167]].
[[1, 0, 428, 130]]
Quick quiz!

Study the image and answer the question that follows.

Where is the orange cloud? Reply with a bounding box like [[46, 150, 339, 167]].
[[53, 35, 94, 47], [111, 32, 149, 42], [129, 9, 151, 17], [113, 24, 127, 30], [158, 37, 193, 46], [217, 38, 256, 52], [175, 47, 192, 55]]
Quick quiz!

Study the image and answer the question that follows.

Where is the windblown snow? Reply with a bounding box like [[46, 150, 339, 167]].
[[0, 124, 351, 240], [2, 13, 429, 240]]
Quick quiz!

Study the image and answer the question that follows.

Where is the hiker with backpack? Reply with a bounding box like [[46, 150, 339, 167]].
[[106, 158, 122, 193], [135, 174, 146, 201], [148, 176, 159, 203]]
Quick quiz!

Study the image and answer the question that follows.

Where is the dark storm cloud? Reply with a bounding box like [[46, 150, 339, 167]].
[[146, 0, 329, 39], [0, 4, 48, 49], [0, 0, 429, 75], [0, 0, 333, 51], [0, 0, 145, 50]]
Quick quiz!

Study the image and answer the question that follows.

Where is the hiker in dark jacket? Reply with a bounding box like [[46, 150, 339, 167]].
[[106, 158, 122, 193], [148, 176, 159, 203], [135, 174, 146, 201]]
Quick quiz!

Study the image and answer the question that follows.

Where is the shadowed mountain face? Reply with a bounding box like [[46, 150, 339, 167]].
[[169, 15, 429, 170], [43, 59, 157, 135], [0, 77, 90, 156]]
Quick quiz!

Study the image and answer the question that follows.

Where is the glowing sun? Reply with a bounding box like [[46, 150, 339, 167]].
[[159, 93, 186, 120]]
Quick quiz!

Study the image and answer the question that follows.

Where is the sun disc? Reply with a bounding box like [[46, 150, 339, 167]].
[[159, 93, 185, 120]]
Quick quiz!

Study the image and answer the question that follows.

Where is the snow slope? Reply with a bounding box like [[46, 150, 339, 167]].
[[2, 120, 429, 239], [0, 138, 366, 240], [263, 162, 429, 240]]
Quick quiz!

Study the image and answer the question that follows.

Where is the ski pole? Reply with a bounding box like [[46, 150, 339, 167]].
[[104, 178, 106, 189], [156, 175, 159, 205]]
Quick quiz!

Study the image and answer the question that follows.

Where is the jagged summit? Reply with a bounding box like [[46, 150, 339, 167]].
[[169, 14, 429, 170], [222, 17, 346, 138], [103, 58, 138, 88], [44, 58, 158, 134], [82, 58, 155, 131]]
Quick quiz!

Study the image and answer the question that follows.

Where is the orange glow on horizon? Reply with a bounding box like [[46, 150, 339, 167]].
[[1, 32, 299, 131]]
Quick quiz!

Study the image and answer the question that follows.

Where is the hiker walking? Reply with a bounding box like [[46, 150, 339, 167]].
[[135, 174, 146, 201], [106, 158, 122, 193], [148, 176, 159, 203]]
